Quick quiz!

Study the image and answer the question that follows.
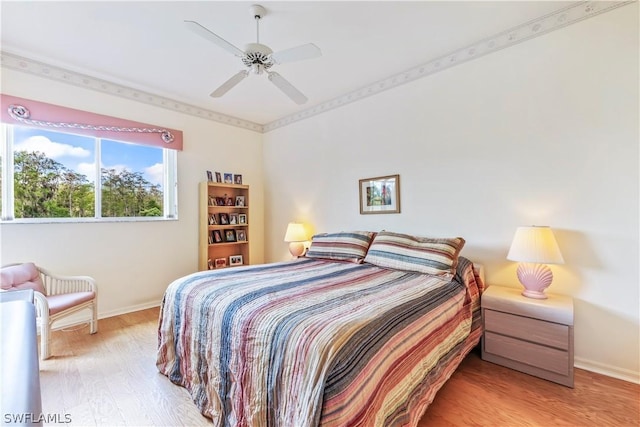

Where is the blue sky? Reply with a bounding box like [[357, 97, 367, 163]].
[[13, 126, 164, 186]]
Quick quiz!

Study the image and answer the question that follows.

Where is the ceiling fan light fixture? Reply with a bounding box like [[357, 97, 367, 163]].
[[252, 64, 263, 74]]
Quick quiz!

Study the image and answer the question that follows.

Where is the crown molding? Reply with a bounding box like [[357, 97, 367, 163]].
[[262, 0, 633, 132], [0, 52, 264, 133], [1, 1, 632, 135]]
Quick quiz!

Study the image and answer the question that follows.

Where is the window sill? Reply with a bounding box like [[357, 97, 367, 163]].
[[1, 216, 178, 224]]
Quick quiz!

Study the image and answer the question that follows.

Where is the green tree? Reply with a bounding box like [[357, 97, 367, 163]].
[[14, 151, 95, 218], [101, 168, 162, 217], [13, 150, 162, 219]]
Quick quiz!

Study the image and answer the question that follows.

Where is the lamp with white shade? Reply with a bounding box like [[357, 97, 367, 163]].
[[284, 222, 308, 258], [507, 226, 564, 299]]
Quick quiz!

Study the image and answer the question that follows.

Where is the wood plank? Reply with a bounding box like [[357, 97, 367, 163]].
[[36, 308, 639, 426]]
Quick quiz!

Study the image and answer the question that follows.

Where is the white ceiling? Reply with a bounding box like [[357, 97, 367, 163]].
[[1, 1, 583, 127]]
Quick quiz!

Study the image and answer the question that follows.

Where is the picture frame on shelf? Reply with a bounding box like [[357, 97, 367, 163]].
[[213, 230, 223, 243], [234, 174, 243, 185], [224, 173, 233, 184], [225, 229, 237, 242], [216, 197, 226, 206], [215, 172, 222, 183], [215, 258, 227, 269], [359, 174, 401, 214], [207, 258, 214, 270], [226, 197, 234, 206], [208, 195, 216, 206], [206, 170, 213, 182], [229, 213, 238, 225], [236, 229, 247, 242], [219, 213, 229, 225], [235, 195, 245, 207], [230, 255, 243, 266], [208, 214, 217, 225], [238, 214, 247, 224]]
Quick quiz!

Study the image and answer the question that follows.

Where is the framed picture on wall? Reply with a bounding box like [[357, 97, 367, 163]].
[[359, 174, 400, 214]]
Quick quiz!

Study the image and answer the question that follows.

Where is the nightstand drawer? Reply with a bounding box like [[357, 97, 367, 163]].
[[485, 309, 569, 350], [484, 331, 569, 375]]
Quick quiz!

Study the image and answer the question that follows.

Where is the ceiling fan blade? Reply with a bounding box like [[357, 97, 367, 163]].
[[271, 43, 322, 64], [184, 20, 245, 58], [210, 70, 249, 97], [267, 71, 308, 105]]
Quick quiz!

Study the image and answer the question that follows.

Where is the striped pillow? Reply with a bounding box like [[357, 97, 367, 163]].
[[306, 231, 375, 263], [363, 231, 465, 276]]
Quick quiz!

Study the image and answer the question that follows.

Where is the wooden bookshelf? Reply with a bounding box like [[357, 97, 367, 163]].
[[199, 182, 249, 270]]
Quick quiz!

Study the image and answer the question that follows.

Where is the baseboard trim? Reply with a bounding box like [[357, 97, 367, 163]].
[[99, 301, 161, 320], [575, 357, 639, 384]]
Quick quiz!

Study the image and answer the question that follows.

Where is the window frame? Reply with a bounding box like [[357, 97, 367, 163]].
[[1, 123, 178, 223]]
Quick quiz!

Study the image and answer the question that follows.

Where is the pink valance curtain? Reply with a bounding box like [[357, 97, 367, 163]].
[[0, 94, 183, 150]]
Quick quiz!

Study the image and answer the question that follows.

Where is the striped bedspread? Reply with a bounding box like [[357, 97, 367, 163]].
[[157, 257, 483, 426]]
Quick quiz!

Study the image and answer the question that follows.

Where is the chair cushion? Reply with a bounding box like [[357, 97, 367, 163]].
[[0, 263, 46, 295], [47, 291, 95, 315]]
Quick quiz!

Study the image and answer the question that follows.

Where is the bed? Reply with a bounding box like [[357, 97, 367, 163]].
[[157, 231, 485, 426]]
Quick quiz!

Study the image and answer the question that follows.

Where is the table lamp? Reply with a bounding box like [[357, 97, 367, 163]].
[[507, 226, 564, 299], [284, 222, 308, 257]]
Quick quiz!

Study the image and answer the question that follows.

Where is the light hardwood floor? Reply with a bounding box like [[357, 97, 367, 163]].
[[38, 308, 639, 426]]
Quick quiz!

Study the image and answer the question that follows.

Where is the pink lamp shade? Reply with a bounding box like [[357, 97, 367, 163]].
[[284, 222, 308, 258], [507, 226, 564, 299]]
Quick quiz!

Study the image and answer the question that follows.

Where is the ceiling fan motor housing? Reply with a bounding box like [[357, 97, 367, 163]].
[[242, 43, 274, 72]]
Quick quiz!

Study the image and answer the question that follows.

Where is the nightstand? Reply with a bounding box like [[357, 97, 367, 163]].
[[481, 285, 574, 387]]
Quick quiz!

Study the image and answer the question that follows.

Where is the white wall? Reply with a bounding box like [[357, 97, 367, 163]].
[[0, 68, 265, 318], [262, 7, 639, 381]]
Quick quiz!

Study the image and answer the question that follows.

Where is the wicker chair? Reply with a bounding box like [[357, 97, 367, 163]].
[[0, 263, 98, 360]]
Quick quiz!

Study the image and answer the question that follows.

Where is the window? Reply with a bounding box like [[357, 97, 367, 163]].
[[1, 124, 178, 221]]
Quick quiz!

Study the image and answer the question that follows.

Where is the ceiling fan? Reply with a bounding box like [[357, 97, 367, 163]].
[[185, 4, 321, 105]]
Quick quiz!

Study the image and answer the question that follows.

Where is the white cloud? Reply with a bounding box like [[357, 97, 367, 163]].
[[14, 136, 91, 159], [145, 163, 164, 186], [76, 162, 97, 182]]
